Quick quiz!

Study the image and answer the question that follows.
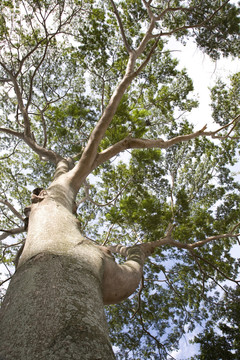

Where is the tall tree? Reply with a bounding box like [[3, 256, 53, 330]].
[[0, 0, 239, 359]]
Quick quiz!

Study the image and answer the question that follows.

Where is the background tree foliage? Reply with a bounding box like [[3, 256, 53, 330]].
[[0, 0, 240, 358]]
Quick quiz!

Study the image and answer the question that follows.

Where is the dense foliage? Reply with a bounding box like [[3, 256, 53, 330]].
[[192, 286, 240, 359], [0, 0, 240, 358]]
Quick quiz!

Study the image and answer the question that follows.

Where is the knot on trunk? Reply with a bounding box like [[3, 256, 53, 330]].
[[23, 188, 46, 230], [31, 187, 47, 203]]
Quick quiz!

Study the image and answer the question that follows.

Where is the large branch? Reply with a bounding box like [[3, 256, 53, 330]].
[[0, 127, 24, 139], [139, 231, 240, 258], [68, 62, 136, 190], [104, 225, 240, 295], [67, 0, 233, 192], [106, 230, 240, 259], [0, 126, 62, 164], [23, 130, 63, 164], [93, 112, 240, 169], [68, 4, 163, 191], [93, 125, 207, 168], [102, 244, 145, 304]]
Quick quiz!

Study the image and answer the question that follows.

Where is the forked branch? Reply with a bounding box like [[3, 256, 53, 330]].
[[106, 224, 240, 260], [139, 230, 240, 257], [94, 125, 208, 168], [93, 114, 240, 169], [68, 0, 235, 187]]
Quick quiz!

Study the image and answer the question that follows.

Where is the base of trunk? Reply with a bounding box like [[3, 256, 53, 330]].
[[0, 253, 115, 360]]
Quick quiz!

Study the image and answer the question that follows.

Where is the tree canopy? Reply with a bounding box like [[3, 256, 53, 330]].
[[0, 0, 240, 358]]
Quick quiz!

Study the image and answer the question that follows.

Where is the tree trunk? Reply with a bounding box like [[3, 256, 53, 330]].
[[0, 186, 115, 360], [0, 253, 115, 360], [0, 176, 145, 359]]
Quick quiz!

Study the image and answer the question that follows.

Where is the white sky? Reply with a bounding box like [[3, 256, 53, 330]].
[[168, 38, 240, 130]]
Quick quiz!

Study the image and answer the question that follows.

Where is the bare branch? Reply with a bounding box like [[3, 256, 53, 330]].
[[94, 125, 207, 168], [26, 41, 50, 110], [189, 232, 240, 249], [68, 3, 162, 190], [102, 223, 115, 246], [137, 226, 240, 258], [109, 0, 132, 54], [0, 127, 24, 139], [0, 198, 24, 221], [230, 221, 240, 234], [155, 6, 195, 20], [0, 77, 11, 83], [93, 113, 240, 170], [79, 177, 132, 208], [133, 36, 161, 77], [135, 18, 156, 56], [0, 62, 31, 137], [138, 312, 174, 359], [0, 275, 13, 287], [130, 275, 144, 319], [0, 226, 25, 241], [0, 140, 21, 160], [188, 250, 232, 297], [39, 110, 48, 148], [0, 3, 82, 165], [0, 125, 62, 164], [69, 69, 135, 189], [203, 113, 240, 139], [14, 2, 81, 78], [22, 136, 63, 164]]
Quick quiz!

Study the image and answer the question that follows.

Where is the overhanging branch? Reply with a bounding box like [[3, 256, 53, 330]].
[[94, 125, 207, 168], [139, 231, 240, 257], [93, 113, 240, 169]]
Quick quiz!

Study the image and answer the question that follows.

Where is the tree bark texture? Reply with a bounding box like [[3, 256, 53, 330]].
[[0, 253, 115, 360]]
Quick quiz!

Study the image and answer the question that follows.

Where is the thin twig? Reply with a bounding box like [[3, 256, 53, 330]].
[[0, 275, 13, 287], [102, 223, 115, 246]]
